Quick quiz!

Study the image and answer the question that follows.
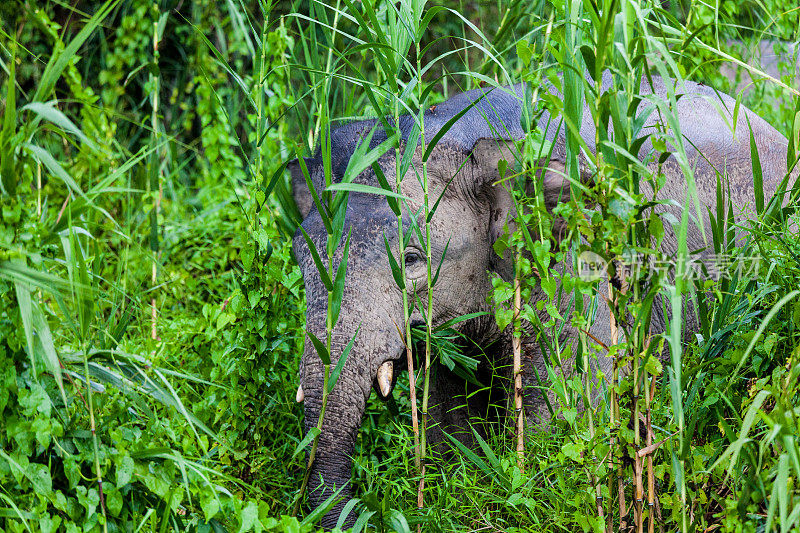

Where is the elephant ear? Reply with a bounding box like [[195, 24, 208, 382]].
[[288, 157, 315, 220], [468, 137, 573, 243]]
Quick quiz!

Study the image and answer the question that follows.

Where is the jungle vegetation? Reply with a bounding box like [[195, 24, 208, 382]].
[[1, 0, 799, 531]]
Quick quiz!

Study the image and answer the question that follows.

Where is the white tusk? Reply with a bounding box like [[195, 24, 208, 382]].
[[377, 361, 394, 397], [296, 385, 304, 403]]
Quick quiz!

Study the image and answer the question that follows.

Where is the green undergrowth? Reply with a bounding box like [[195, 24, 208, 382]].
[[1, 0, 800, 532]]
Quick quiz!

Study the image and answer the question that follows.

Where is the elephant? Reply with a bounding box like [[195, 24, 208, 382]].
[[288, 71, 795, 528], [719, 40, 800, 96]]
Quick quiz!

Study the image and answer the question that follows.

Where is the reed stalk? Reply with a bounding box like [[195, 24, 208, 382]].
[[417, 9, 433, 509], [149, 3, 162, 343], [292, 2, 346, 515], [646, 372, 656, 533], [512, 251, 524, 470], [397, 134, 421, 473]]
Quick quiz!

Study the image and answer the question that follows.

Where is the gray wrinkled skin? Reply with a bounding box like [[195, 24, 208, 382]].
[[289, 73, 794, 528]]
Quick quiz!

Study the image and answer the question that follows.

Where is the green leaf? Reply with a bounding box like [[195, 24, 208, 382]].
[[728, 290, 800, 391], [579, 45, 597, 81], [516, 39, 532, 65], [32, 0, 120, 102], [330, 126, 398, 217], [201, 492, 220, 522], [416, 5, 447, 40], [422, 90, 490, 162], [561, 440, 584, 463], [327, 182, 412, 202], [352, 510, 375, 533], [330, 230, 351, 326], [116, 455, 134, 487], [442, 429, 510, 490], [32, 300, 66, 405], [0, 41, 17, 194], [372, 163, 400, 215], [22, 102, 99, 152], [299, 226, 332, 291], [300, 485, 346, 527], [470, 426, 504, 477], [388, 510, 411, 533], [292, 427, 320, 459], [105, 483, 123, 517], [335, 499, 360, 530], [0, 450, 53, 500], [296, 152, 332, 234], [328, 327, 358, 394], [238, 500, 258, 533], [431, 239, 449, 287], [747, 117, 765, 216], [383, 234, 405, 290], [14, 277, 37, 375], [307, 330, 330, 365], [24, 143, 86, 199], [435, 311, 488, 332]]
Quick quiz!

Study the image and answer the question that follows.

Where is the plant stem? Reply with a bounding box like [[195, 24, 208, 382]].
[[295, 2, 343, 509], [149, 4, 162, 343], [396, 131, 420, 471], [36, 162, 41, 217], [293, 362, 330, 516], [512, 250, 524, 470], [646, 369, 655, 533], [83, 341, 108, 533], [312, 0, 341, 144], [416, 19, 432, 512]]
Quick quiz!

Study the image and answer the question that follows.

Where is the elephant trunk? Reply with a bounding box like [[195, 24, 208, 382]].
[[298, 253, 405, 528], [301, 348, 368, 529]]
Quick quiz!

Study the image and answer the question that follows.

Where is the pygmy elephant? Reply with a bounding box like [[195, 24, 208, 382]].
[[289, 72, 793, 528]]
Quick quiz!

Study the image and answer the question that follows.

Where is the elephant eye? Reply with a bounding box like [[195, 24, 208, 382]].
[[404, 251, 425, 270]]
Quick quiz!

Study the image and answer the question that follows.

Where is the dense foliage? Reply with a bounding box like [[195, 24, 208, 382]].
[[0, 0, 799, 532]]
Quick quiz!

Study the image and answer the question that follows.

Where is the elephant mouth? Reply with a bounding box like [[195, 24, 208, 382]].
[[372, 335, 426, 401]]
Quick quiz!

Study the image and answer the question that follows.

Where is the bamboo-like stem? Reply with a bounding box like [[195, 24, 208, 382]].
[[512, 252, 524, 470], [254, 18, 268, 204], [607, 278, 623, 531], [646, 373, 656, 533], [36, 162, 41, 217], [151, 262, 157, 340], [386, 20, 420, 474], [83, 339, 108, 533], [149, 7, 162, 342], [417, 464, 425, 509], [576, 323, 604, 527], [294, 4, 344, 513], [293, 362, 330, 516], [634, 360, 644, 533], [293, 233, 339, 515], [397, 149, 420, 472], [634, 300, 644, 533], [417, 23, 433, 512]]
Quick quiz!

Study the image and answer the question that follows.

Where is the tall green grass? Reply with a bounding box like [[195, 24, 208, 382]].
[[1, 1, 304, 531]]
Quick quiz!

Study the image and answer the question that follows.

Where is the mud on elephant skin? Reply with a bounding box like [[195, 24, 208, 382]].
[[288, 73, 794, 528]]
